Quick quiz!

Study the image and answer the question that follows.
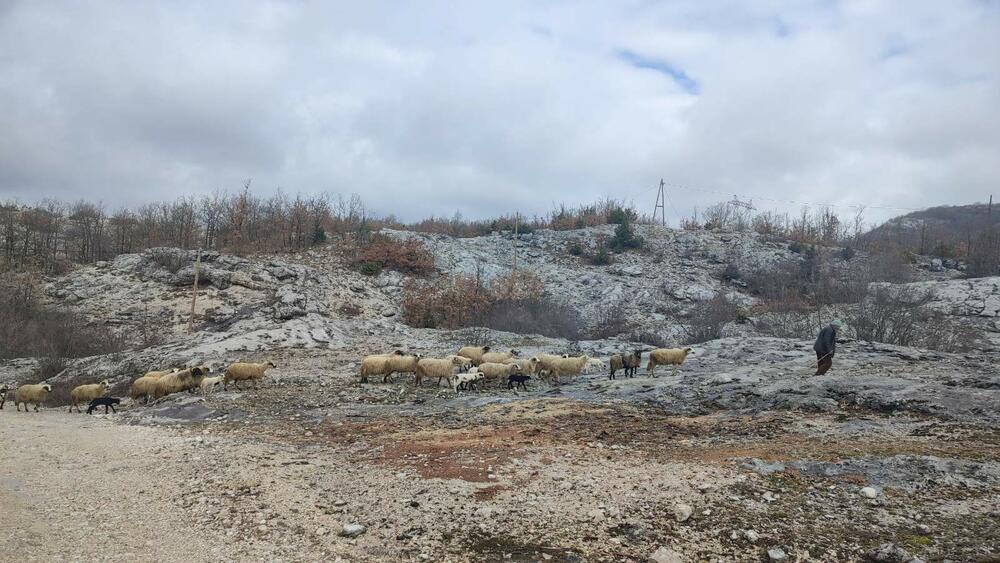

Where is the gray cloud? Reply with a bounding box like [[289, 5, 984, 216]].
[[1, 0, 998, 224]]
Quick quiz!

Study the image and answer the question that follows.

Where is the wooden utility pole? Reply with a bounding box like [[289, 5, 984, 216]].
[[652, 179, 666, 226], [189, 249, 201, 333], [512, 213, 519, 274], [989, 195, 993, 219]]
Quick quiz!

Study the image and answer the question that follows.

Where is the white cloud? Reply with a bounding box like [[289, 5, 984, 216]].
[[0, 0, 997, 225]]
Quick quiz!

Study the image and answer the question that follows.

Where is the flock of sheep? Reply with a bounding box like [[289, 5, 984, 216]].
[[360, 345, 694, 392], [0, 361, 277, 413], [0, 345, 694, 413]]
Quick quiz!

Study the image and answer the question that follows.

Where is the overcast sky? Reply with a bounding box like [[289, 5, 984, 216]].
[[1, 1, 998, 224]]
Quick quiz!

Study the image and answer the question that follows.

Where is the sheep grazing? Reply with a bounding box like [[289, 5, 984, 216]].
[[223, 361, 275, 390], [474, 362, 523, 387], [503, 357, 539, 375], [69, 379, 110, 413], [481, 349, 519, 364], [450, 371, 484, 393], [536, 354, 590, 384], [507, 373, 531, 390], [416, 355, 472, 387], [457, 345, 491, 365], [646, 348, 693, 377], [0, 384, 8, 410], [153, 367, 211, 399], [14, 383, 53, 412], [87, 397, 121, 415], [200, 375, 225, 395]]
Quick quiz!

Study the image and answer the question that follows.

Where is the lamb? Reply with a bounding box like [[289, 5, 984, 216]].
[[450, 371, 484, 392], [480, 349, 519, 364], [384, 353, 423, 384], [474, 362, 523, 387], [14, 383, 53, 412], [69, 379, 110, 413], [87, 397, 121, 414], [646, 348, 693, 377], [200, 375, 225, 395], [457, 345, 491, 365], [536, 354, 590, 384], [416, 355, 472, 387], [503, 357, 540, 375], [223, 361, 275, 390], [0, 384, 8, 410], [583, 358, 606, 374], [507, 373, 531, 390]]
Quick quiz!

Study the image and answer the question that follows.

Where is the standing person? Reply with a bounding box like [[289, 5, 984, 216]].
[[814, 319, 843, 375]]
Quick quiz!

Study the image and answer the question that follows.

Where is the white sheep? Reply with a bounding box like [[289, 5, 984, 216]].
[[503, 357, 540, 375], [223, 361, 275, 390], [450, 371, 484, 393], [69, 379, 110, 413], [384, 353, 423, 384], [481, 349, 519, 364], [474, 362, 523, 387], [416, 355, 472, 387], [646, 348, 693, 377], [583, 358, 606, 374], [457, 345, 491, 365], [200, 375, 225, 395], [14, 383, 53, 412], [535, 354, 590, 384], [359, 351, 402, 383]]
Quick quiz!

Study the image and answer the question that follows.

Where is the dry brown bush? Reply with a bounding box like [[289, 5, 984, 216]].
[[401, 271, 582, 339], [684, 293, 745, 344], [352, 235, 436, 276]]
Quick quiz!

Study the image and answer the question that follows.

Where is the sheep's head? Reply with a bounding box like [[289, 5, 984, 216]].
[[42, 384, 52, 392], [509, 349, 520, 357], [191, 367, 206, 377], [481, 346, 491, 353], [266, 361, 277, 368], [392, 350, 405, 356], [100, 379, 110, 387], [683, 348, 693, 355]]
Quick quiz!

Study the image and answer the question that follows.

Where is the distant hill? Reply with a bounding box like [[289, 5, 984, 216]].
[[863, 202, 999, 257]]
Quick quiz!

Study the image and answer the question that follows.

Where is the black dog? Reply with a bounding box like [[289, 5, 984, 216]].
[[507, 374, 531, 390], [87, 397, 121, 414]]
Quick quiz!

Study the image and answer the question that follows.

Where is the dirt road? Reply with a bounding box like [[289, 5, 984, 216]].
[[0, 412, 243, 562]]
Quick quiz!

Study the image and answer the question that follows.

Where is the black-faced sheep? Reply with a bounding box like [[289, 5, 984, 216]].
[[154, 367, 210, 399], [69, 379, 110, 413], [507, 373, 531, 390], [609, 350, 642, 379], [14, 383, 52, 412], [457, 345, 491, 365], [223, 362, 274, 390], [87, 397, 121, 414], [416, 355, 472, 387], [646, 348, 693, 377]]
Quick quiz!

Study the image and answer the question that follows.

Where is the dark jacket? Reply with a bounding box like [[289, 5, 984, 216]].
[[814, 325, 837, 355]]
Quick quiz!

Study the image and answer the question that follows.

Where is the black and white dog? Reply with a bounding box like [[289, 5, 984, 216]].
[[87, 397, 121, 414]]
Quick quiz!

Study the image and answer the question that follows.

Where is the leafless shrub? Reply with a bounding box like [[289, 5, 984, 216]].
[[589, 300, 629, 339], [754, 310, 816, 339], [847, 286, 933, 346], [683, 293, 744, 344], [629, 330, 671, 348]]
